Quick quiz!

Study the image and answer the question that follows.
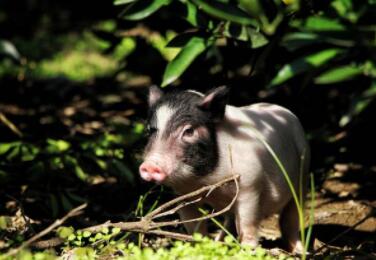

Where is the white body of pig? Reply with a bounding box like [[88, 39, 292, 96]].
[[174, 103, 310, 253]]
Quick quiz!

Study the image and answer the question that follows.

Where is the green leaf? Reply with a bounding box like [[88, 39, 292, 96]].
[[114, 0, 136, 6], [238, 0, 264, 18], [83, 231, 92, 238], [46, 139, 71, 153], [186, 1, 199, 26], [166, 31, 204, 48], [282, 32, 355, 51], [282, 32, 320, 51], [102, 227, 110, 234], [162, 37, 208, 87], [340, 80, 376, 126], [191, 0, 258, 26], [185, 1, 210, 28], [331, 0, 358, 23], [269, 48, 343, 87], [315, 65, 363, 84], [304, 17, 345, 31], [64, 156, 88, 181], [0, 40, 20, 61], [247, 28, 268, 48], [112, 227, 121, 234], [68, 234, 76, 241], [222, 23, 248, 41], [57, 226, 74, 239], [120, 0, 170, 20], [0, 142, 20, 155]]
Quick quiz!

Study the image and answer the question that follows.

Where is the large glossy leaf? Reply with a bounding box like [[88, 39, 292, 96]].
[[114, 0, 136, 6], [315, 65, 363, 84], [0, 40, 20, 61], [162, 37, 208, 87], [269, 48, 343, 87], [304, 17, 345, 31], [331, 0, 358, 23], [191, 0, 258, 27], [120, 0, 170, 20], [282, 32, 320, 51], [248, 28, 268, 48], [166, 31, 204, 47], [282, 32, 355, 51], [219, 22, 268, 48], [222, 22, 248, 41], [185, 1, 211, 28], [238, 0, 264, 18], [340, 80, 376, 126]]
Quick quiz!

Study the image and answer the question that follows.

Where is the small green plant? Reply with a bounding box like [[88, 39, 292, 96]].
[[2, 235, 288, 260], [119, 235, 285, 260], [246, 124, 315, 260]]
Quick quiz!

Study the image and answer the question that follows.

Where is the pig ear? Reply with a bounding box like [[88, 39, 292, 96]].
[[198, 86, 229, 121], [148, 85, 163, 107]]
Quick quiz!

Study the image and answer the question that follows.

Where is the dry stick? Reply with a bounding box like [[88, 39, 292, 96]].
[[150, 177, 240, 229], [4, 203, 87, 257], [83, 175, 239, 237], [0, 112, 23, 137], [145, 175, 239, 220], [153, 197, 203, 219], [147, 230, 194, 242], [25, 175, 240, 250]]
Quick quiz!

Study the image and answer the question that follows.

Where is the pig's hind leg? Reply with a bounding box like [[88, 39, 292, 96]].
[[279, 199, 304, 253]]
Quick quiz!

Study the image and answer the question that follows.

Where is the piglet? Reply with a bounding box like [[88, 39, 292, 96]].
[[139, 86, 310, 253]]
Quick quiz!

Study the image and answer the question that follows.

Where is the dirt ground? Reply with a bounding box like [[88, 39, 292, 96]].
[[259, 163, 376, 258]]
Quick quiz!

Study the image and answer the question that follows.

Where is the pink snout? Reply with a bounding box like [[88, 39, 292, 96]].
[[139, 161, 167, 183]]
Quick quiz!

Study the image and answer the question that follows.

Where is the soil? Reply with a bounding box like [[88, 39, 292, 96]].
[[259, 163, 376, 258]]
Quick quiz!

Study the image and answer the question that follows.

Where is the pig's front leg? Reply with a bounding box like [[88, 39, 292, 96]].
[[235, 190, 261, 248], [179, 205, 208, 236]]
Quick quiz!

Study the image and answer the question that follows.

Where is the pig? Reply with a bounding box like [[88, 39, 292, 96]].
[[139, 86, 310, 253]]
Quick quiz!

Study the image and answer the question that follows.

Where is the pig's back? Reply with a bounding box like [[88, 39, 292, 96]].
[[213, 103, 309, 215]]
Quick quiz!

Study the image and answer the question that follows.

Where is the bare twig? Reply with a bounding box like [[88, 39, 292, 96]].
[[147, 230, 194, 242], [0, 112, 23, 137], [4, 203, 87, 257], [6, 174, 240, 253], [145, 175, 239, 220], [153, 197, 203, 219], [150, 177, 239, 229], [83, 175, 239, 241], [31, 237, 64, 249]]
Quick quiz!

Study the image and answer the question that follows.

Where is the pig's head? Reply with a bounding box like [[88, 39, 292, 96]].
[[139, 86, 229, 186]]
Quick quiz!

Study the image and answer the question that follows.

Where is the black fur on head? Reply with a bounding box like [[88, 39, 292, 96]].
[[146, 86, 229, 176]]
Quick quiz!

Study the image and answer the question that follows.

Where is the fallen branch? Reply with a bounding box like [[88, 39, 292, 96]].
[[4, 203, 87, 257], [0, 112, 23, 137], [83, 174, 239, 239], [7, 174, 239, 253]]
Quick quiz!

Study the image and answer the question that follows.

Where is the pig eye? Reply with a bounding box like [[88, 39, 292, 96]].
[[182, 127, 195, 138]]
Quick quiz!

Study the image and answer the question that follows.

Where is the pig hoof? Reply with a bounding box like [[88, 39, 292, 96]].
[[240, 238, 259, 248], [290, 240, 310, 255]]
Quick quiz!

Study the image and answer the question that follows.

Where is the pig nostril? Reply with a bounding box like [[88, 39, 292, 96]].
[[140, 163, 162, 175]]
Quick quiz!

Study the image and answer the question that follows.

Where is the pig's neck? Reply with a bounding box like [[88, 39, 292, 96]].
[[171, 106, 242, 195]]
